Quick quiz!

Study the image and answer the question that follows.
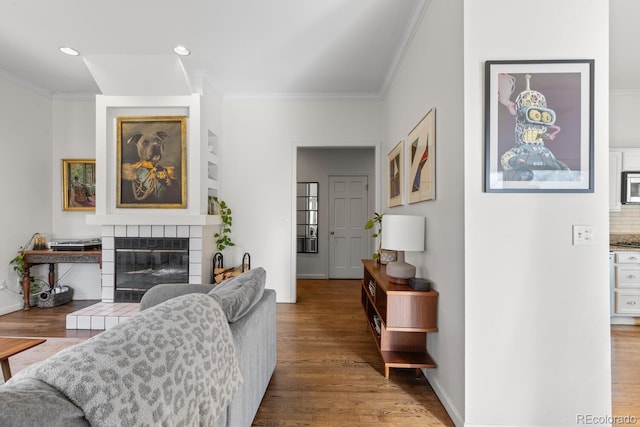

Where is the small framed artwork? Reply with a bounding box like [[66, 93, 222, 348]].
[[387, 140, 403, 207], [484, 59, 594, 193], [116, 116, 187, 208], [408, 108, 436, 203], [62, 159, 96, 211]]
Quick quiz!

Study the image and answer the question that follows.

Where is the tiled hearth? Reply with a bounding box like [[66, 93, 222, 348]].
[[66, 302, 140, 331], [65, 223, 215, 330]]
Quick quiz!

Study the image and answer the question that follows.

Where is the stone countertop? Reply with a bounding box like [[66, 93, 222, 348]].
[[611, 233, 640, 243], [610, 234, 640, 252]]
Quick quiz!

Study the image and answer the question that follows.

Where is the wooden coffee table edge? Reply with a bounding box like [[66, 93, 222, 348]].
[[0, 337, 47, 381]]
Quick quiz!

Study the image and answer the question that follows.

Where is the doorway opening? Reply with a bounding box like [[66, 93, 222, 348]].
[[292, 143, 381, 301]]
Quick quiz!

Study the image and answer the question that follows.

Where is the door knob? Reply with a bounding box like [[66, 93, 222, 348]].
[[330, 231, 335, 235]]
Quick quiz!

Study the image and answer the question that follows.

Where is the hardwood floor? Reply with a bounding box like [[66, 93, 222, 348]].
[[611, 325, 640, 420], [0, 280, 639, 425], [0, 299, 101, 338], [254, 279, 453, 426]]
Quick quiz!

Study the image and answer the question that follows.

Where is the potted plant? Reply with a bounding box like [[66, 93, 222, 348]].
[[9, 252, 28, 279], [365, 212, 384, 261], [9, 253, 48, 306], [211, 196, 235, 251]]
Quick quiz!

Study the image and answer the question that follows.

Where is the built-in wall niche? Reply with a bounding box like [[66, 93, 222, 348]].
[[207, 130, 219, 199], [297, 182, 318, 253]]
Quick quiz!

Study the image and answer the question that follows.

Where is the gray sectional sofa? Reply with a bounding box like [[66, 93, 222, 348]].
[[0, 268, 276, 427]]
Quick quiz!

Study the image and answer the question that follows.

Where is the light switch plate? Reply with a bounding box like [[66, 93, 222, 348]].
[[573, 225, 593, 245]]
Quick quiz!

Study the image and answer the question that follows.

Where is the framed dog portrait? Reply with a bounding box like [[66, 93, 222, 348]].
[[484, 59, 594, 193], [62, 159, 96, 211], [116, 116, 187, 208]]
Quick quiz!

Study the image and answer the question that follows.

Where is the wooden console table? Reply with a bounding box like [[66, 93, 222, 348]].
[[20, 249, 102, 310], [361, 259, 438, 378]]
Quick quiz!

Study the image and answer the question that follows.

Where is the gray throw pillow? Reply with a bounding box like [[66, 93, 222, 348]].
[[208, 267, 266, 323]]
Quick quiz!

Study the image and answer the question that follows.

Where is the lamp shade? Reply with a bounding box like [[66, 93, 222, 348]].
[[381, 215, 425, 251]]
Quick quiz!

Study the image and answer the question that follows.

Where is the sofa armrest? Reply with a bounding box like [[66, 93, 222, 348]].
[[139, 283, 216, 310], [226, 288, 276, 427]]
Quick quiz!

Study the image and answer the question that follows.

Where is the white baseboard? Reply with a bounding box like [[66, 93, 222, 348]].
[[0, 302, 23, 316], [425, 369, 464, 427], [296, 274, 328, 279], [611, 316, 640, 325]]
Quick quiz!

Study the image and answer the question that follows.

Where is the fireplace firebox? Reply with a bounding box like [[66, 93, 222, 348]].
[[114, 237, 189, 302]]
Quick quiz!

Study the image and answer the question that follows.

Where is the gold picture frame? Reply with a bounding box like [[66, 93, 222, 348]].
[[408, 108, 436, 203], [387, 140, 403, 207], [62, 159, 96, 211], [116, 116, 187, 208]]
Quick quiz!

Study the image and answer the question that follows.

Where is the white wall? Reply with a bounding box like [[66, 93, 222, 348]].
[[383, 0, 465, 424], [51, 96, 102, 299], [0, 76, 53, 314], [221, 99, 384, 302], [464, 1, 611, 426]]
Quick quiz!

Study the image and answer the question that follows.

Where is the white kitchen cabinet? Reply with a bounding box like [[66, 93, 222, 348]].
[[612, 251, 640, 324], [617, 293, 640, 315], [621, 148, 640, 171]]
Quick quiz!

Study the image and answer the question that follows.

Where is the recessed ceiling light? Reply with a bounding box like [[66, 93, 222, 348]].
[[173, 45, 190, 56], [59, 46, 80, 56]]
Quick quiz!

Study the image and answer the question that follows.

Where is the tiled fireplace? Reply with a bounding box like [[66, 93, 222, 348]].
[[66, 222, 215, 330], [99, 223, 215, 302], [113, 236, 189, 302]]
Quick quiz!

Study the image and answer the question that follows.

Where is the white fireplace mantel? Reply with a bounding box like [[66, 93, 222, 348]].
[[87, 214, 221, 226]]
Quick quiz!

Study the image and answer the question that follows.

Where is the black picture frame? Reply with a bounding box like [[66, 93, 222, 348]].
[[484, 59, 594, 193]]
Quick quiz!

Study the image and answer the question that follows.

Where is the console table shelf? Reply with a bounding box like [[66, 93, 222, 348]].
[[361, 259, 438, 378]]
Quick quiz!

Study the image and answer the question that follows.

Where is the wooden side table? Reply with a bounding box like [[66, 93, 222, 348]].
[[0, 337, 46, 381], [20, 249, 102, 310], [360, 259, 438, 378]]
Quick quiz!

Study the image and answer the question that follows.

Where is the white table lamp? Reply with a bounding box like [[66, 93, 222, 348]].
[[381, 215, 425, 283]]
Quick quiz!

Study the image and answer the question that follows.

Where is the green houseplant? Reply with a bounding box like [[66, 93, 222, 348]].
[[9, 252, 48, 306], [364, 212, 384, 260], [210, 196, 235, 251], [9, 252, 28, 279]]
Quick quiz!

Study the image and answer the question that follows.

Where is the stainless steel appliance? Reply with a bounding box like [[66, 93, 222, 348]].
[[622, 171, 640, 204]]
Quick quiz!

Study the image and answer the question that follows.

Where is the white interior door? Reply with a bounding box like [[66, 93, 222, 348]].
[[329, 175, 368, 279]]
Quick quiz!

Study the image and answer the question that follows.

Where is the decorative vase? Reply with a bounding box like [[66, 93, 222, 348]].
[[379, 249, 397, 265]]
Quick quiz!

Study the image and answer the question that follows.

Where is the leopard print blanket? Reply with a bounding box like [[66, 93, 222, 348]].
[[9, 293, 242, 426]]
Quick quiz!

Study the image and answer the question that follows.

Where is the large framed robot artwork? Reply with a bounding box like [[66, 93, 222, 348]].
[[484, 59, 594, 193]]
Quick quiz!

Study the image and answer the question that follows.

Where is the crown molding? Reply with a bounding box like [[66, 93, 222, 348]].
[[0, 67, 52, 98], [223, 92, 383, 101], [52, 92, 97, 101]]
